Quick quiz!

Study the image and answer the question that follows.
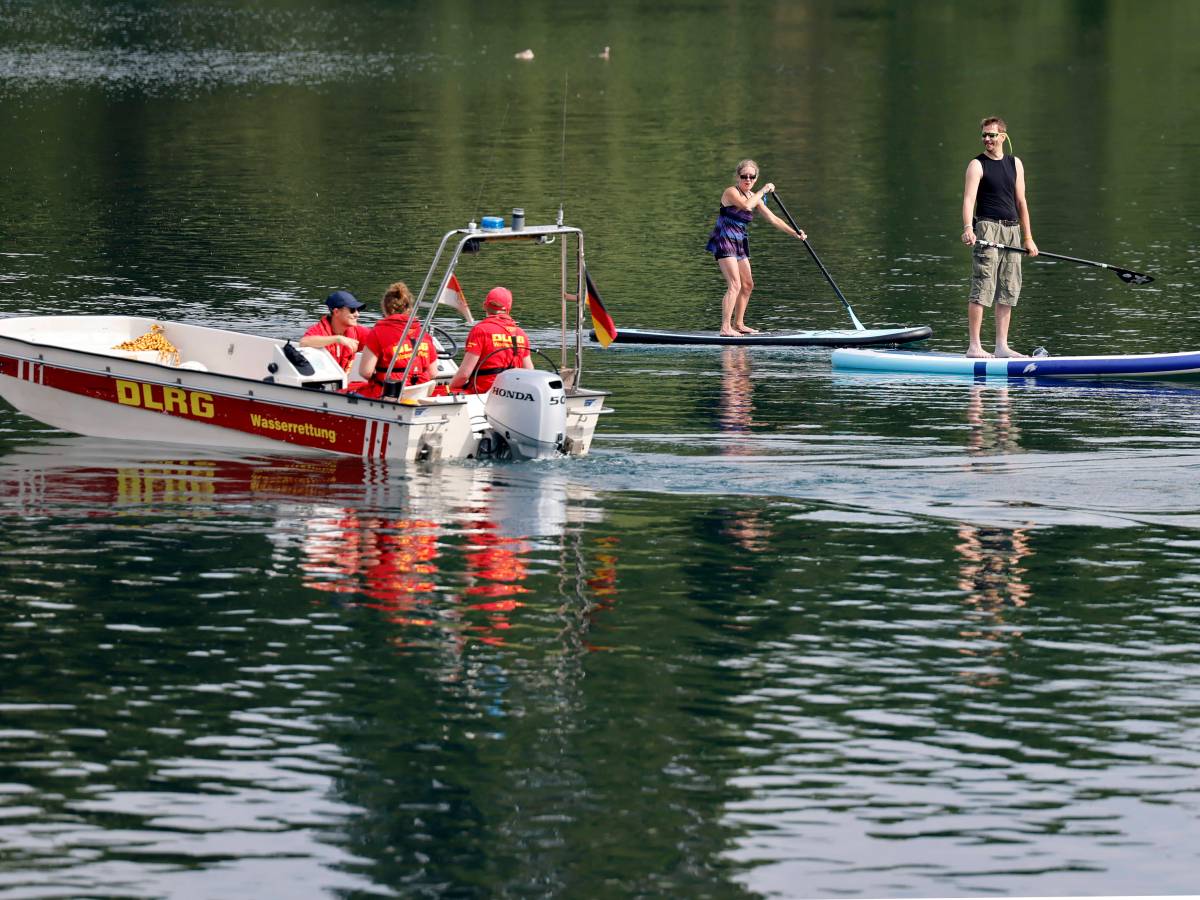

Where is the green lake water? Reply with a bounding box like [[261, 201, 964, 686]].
[[2, 1, 1199, 896]]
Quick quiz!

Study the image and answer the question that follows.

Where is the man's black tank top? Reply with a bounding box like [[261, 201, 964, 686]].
[[974, 153, 1018, 221]]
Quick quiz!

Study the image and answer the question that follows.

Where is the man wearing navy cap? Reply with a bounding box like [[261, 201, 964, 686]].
[[300, 290, 371, 375]]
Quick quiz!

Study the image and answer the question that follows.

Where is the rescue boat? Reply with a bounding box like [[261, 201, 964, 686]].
[[0, 218, 612, 462]]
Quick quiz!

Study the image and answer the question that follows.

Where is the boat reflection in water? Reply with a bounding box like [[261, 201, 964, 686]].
[[298, 464, 591, 648], [0, 437, 617, 651]]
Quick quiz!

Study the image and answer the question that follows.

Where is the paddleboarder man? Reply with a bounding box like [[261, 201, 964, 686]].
[[961, 117, 1038, 358], [707, 159, 806, 337]]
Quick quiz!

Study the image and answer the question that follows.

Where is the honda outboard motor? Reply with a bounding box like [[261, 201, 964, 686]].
[[483, 369, 567, 460]]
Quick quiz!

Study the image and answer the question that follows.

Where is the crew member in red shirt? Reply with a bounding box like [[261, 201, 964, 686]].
[[357, 281, 436, 400], [299, 290, 370, 375], [447, 286, 533, 394]]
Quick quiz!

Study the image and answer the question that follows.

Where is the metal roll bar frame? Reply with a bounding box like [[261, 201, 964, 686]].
[[382, 219, 587, 394]]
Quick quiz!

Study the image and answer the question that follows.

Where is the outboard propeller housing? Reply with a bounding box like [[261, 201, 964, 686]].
[[483, 369, 567, 460]]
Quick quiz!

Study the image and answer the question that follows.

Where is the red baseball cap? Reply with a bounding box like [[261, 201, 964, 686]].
[[484, 286, 512, 311]]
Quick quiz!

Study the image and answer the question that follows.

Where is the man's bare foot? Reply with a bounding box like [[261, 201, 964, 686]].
[[966, 347, 994, 358], [736, 325, 761, 334], [994, 347, 1028, 358]]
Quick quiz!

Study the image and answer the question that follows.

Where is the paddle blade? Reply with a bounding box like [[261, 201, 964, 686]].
[[1115, 268, 1154, 285]]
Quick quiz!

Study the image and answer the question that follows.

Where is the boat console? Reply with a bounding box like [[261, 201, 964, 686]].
[[263, 342, 346, 391]]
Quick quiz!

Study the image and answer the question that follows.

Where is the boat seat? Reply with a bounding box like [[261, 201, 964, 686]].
[[93, 347, 205, 371], [93, 348, 171, 364], [401, 380, 436, 400]]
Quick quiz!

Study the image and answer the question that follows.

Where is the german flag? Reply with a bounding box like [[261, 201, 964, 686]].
[[585, 268, 618, 347]]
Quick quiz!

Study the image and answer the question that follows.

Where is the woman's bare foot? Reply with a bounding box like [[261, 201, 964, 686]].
[[994, 347, 1028, 358], [736, 325, 760, 334], [720, 327, 740, 337], [966, 346, 994, 358]]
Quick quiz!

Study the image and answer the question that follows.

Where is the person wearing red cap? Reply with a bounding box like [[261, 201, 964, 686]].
[[447, 286, 533, 394], [300, 290, 370, 375], [356, 281, 436, 399]]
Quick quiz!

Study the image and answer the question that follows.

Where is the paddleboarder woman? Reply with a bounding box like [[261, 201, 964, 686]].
[[962, 116, 1038, 358], [706, 159, 806, 337]]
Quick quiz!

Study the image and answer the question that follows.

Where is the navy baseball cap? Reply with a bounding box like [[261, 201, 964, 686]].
[[325, 290, 364, 311]]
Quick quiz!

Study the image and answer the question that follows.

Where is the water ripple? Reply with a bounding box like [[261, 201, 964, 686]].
[[0, 46, 398, 93]]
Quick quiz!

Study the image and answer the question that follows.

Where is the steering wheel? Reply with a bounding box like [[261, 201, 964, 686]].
[[468, 347, 559, 394], [429, 325, 458, 359]]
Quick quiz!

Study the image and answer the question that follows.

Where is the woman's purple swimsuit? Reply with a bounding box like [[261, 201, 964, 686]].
[[705, 204, 753, 259]]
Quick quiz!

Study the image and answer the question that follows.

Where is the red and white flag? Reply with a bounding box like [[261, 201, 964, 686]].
[[438, 273, 474, 324]]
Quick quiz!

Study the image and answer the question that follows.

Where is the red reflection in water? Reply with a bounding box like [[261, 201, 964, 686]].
[[587, 535, 620, 600], [463, 523, 531, 598]]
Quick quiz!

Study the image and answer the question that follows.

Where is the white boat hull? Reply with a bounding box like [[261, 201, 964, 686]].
[[0, 316, 607, 461]]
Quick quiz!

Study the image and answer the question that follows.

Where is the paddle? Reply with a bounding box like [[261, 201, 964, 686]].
[[768, 192, 866, 330], [976, 240, 1153, 285]]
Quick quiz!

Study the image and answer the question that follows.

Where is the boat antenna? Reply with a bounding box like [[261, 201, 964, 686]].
[[472, 101, 511, 225], [558, 72, 567, 226]]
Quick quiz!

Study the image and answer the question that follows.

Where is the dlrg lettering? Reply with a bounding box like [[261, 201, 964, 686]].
[[115, 380, 215, 418]]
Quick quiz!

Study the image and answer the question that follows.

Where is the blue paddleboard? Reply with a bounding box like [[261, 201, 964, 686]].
[[831, 348, 1200, 379]]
